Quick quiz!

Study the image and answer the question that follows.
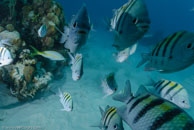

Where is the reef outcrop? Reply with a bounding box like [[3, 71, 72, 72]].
[[0, 0, 67, 101]]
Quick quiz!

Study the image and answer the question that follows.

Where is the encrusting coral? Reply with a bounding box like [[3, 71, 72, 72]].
[[0, 0, 67, 101]]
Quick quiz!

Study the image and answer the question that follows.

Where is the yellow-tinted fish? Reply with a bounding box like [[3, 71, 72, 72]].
[[147, 79, 190, 109], [113, 80, 194, 130], [30, 46, 65, 61], [92, 106, 124, 130], [58, 88, 73, 112]]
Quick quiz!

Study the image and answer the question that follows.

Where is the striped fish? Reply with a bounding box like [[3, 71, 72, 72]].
[[58, 88, 73, 112], [93, 106, 124, 130], [0, 47, 13, 67], [69, 53, 83, 81], [137, 31, 194, 73], [110, 0, 150, 50], [113, 80, 194, 130], [30, 46, 65, 61], [101, 72, 118, 98], [147, 79, 190, 109]]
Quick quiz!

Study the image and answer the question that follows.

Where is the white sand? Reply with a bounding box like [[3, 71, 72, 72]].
[[0, 30, 194, 130]]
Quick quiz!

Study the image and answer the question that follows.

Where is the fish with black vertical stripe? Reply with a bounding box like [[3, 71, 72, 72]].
[[92, 105, 124, 130], [58, 88, 73, 112], [0, 46, 13, 67], [137, 31, 194, 73], [110, 0, 150, 62], [113, 80, 194, 130], [146, 78, 190, 109]]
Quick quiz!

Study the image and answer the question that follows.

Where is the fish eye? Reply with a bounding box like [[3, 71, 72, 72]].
[[73, 22, 77, 28], [114, 88, 117, 91], [119, 30, 122, 34], [133, 18, 138, 24], [187, 43, 192, 49], [114, 124, 118, 129], [105, 126, 108, 129], [182, 100, 185, 103]]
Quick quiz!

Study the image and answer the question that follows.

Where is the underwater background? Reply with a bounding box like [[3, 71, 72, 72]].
[[0, 0, 194, 130]]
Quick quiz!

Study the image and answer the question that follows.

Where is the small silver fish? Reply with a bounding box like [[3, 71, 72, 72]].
[[114, 44, 137, 63], [101, 72, 118, 98], [146, 78, 190, 109], [137, 31, 194, 73], [0, 47, 13, 67], [113, 80, 194, 130], [60, 5, 91, 54], [58, 88, 73, 112], [38, 24, 47, 38], [69, 53, 83, 81], [92, 106, 124, 130]]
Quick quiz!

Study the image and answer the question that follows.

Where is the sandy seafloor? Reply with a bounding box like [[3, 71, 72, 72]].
[[0, 29, 194, 130]]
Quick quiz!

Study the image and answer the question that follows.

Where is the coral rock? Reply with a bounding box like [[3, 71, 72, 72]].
[[5, 24, 15, 32], [24, 66, 35, 83], [0, 26, 5, 33]]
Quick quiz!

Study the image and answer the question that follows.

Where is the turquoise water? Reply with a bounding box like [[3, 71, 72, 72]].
[[0, 29, 194, 130], [0, 0, 194, 130]]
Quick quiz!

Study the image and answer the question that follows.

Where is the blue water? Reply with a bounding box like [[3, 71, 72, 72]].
[[0, 0, 194, 130]]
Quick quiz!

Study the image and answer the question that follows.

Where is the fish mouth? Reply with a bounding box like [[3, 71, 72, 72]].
[[77, 30, 87, 34]]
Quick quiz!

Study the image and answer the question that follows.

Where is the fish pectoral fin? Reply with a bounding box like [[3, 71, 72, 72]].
[[144, 63, 157, 71], [129, 43, 138, 55], [136, 53, 150, 68]]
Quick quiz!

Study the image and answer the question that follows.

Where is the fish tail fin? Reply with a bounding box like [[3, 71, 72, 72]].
[[136, 53, 149, 68], [29, 45, 41, 57], [113, 80, 133, 103]]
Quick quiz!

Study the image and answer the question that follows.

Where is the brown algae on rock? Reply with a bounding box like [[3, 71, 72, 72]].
[[0, 0, 67, 101]]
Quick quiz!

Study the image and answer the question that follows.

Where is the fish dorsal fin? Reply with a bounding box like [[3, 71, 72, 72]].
[[105, 105, 110, 112], [135, 85, 149, 97], [67, 52, 75, 64], [113, 80, 133, 103], [99, 106, 105, 116]]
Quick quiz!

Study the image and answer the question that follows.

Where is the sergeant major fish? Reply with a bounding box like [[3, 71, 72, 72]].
[[0, 47, 13, 67], [60, 5, 91, 54], [113, 80, 194, 130], [68, 53, 83, 81], [92, 106, 124, 130], [58, 88, 73, 112], [146, 78, 190, 109], [101, 72, 118, 98], [137, 31, 194, 73], [110, 0, 150, 61]]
